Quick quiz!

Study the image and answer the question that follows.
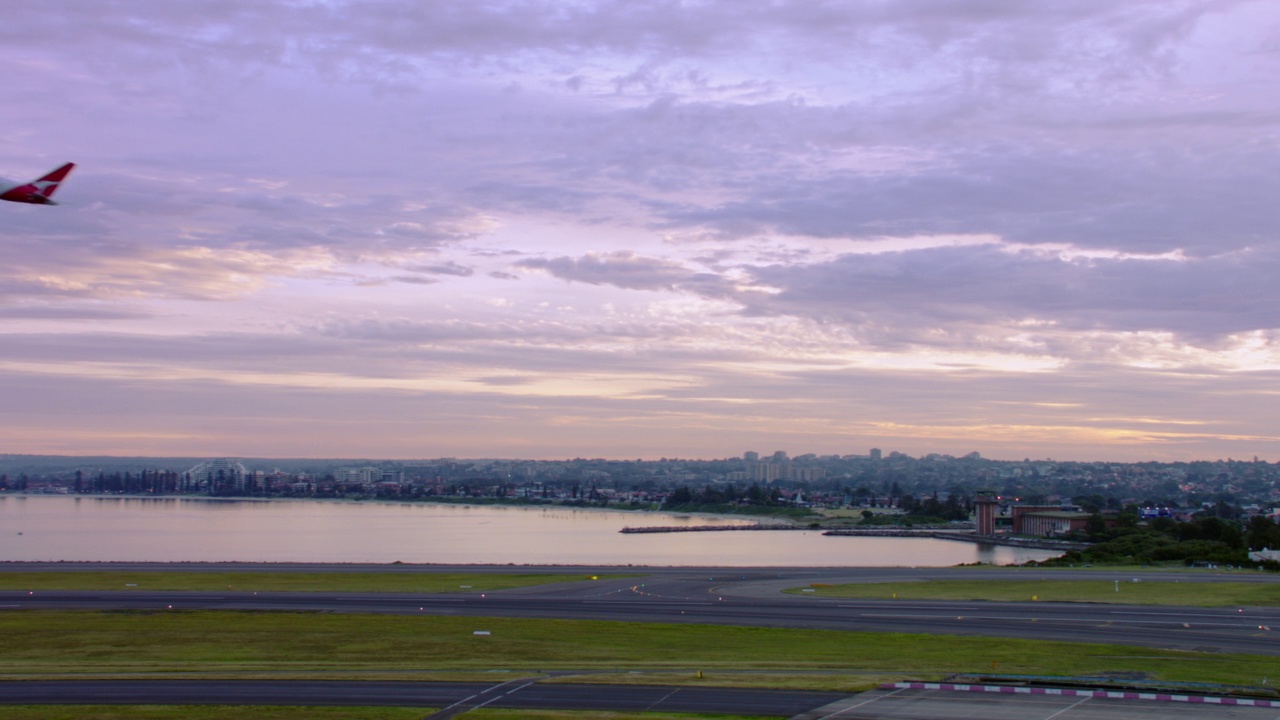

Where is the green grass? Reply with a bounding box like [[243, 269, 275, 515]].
[[0, 571, 627, 593], [0, 708, 430, 720], [544, 671, 898, 693], [791, 579, 1280, 606], [2, 610, 1279, 690]]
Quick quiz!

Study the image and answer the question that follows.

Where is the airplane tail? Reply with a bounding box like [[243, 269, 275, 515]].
[[1, 162, 76, 205], [32, 162, 75, 204]]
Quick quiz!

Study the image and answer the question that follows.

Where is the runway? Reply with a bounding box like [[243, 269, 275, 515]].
[[0, 679, 846, 716], [3, 563, 1279, 716], [4, 564, 1279, 656], [4, 680, 1277, 719]]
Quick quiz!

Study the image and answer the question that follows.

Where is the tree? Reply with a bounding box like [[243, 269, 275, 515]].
[[1084, 513, 1107, 540], [665, 487, 693, 506], [1246, 516, 1280, 551]]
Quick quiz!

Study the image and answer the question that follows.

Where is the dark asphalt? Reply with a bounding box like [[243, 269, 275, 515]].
[[0, 679, 847, 716]]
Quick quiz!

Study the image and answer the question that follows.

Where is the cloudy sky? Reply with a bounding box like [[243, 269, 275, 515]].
[[2, 1, 1278, 462]]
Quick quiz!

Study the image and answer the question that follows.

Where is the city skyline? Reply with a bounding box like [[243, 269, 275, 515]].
[[2, 2, 1279, 462]]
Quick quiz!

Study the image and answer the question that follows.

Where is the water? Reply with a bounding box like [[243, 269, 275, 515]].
[[0, 495, 1060, 566]]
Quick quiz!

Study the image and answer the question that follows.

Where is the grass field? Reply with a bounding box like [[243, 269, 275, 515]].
[[791, 578, 1280, 606], [2, 610, 1279, 690], [0, 572, 626, 593]]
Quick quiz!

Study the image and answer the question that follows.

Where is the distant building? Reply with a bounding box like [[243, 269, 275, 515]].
[[750, 463, 782, 483], [1017, 511, 1092, 538], [339, 467, 379, 485], [1010, 505, 1064, 534], [974, 492, 999, 535], [187, 459, 248, 491], [795, 467, 826, 482], [744, 451, 759, 462], [869, 448, 882, 461]]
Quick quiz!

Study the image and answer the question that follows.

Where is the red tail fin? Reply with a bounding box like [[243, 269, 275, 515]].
[[36, 163, 75, 196], [0, 162, 75, 205]]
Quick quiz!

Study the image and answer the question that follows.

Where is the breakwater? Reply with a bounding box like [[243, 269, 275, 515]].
[[619, 524, 802, 533], [619, 524, 1085, 553]]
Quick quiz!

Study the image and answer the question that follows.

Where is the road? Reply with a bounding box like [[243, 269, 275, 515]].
[[3, 564, 1279, 656]]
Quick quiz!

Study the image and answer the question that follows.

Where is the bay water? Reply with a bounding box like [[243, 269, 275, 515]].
[[0, 495, 1059, 566]]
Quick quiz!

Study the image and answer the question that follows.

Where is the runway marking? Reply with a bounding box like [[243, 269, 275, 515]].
[[333, 597, 463, 602], [427, 676, 540, 718], [643, 686, 682, 711], [1109, 610, 1267, 619], [1042, 696, 1090, 719], [437, 692, 479, 710], [586, 597, 716, 602], [468, 678, 539, 711], [858, 613, 1064, 621], [106, 596, 225, 600], [886, 682, 1280, 708], [808, 686, 905, 718], [856, 612, 1259, 628]]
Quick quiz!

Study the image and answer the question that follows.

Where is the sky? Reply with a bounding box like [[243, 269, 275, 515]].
[[1, 0, 1278, 462]]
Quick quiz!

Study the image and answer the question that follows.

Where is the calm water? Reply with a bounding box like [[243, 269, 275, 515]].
[[0, 495, 1059, 566]]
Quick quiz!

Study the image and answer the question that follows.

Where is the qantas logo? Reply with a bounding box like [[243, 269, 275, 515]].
[[0, 162, 76, 205]]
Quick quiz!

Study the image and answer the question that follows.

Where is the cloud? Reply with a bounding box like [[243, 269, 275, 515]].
[[736, 241, 1278, 336], [517, 251, 734, 296], [0, 239, 336, 302], [0, 0, 1278, 460], [387, 275, 438, 286], [5, 2, 1236, 83], [401, 260, 475, 277], [0, 304, 153, 321]]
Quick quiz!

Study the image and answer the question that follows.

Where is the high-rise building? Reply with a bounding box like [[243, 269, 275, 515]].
[[750, 463, 782, 482], [744, 451, 759, 462], [869, 448, 882, 461]]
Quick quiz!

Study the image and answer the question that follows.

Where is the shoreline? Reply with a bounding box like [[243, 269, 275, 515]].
[[0, 492, 788, 525]]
